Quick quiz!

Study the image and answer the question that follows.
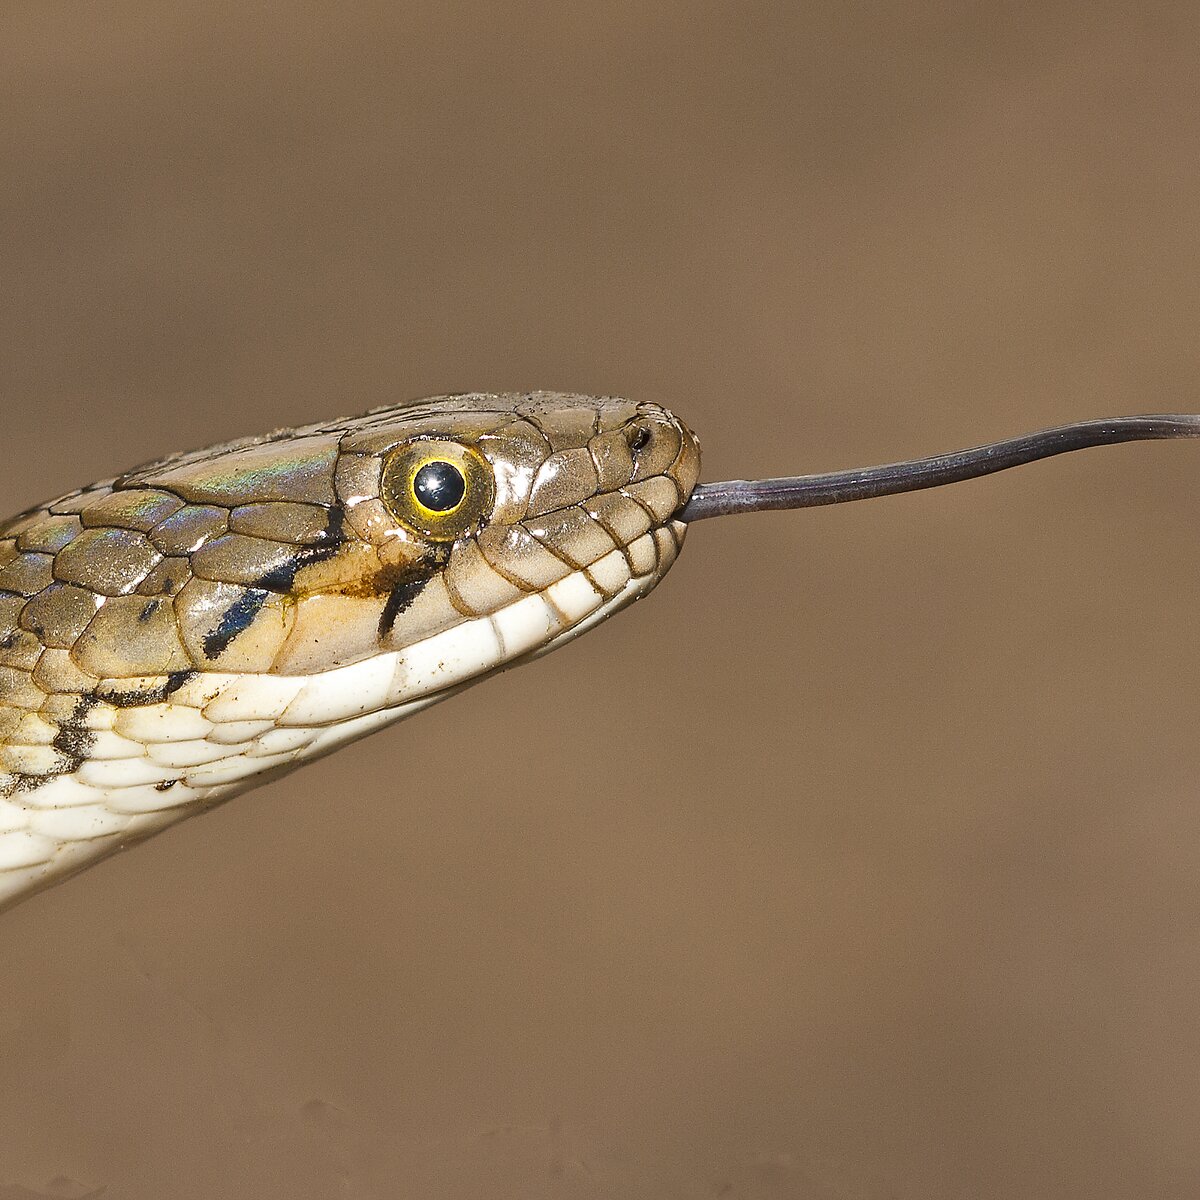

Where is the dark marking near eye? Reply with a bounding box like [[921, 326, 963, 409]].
[[203, 589, 270, 659], [377, 545, 450, 639], [139, 599, 162, 624], [0, 632, 15, 650], [256, 504, 347, 592], [256, 554, 306, 592], [200, 506, 349, 659], [379, 577, 427, 637]]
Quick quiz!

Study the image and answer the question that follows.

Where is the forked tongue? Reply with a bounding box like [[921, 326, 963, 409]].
[[679, 415, 1200, 522]]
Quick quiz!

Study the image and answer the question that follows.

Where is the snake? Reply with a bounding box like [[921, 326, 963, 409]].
[[0, 391, 1196, 912]]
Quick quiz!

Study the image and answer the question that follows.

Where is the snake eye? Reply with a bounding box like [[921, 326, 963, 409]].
[[381, 439, 496, 541], [413, 461, 466, 513]]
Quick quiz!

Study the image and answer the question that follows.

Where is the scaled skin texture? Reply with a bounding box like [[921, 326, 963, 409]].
[[0, 393, 701, 909]]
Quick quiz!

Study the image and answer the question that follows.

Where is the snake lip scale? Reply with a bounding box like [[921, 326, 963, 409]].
[[0, 393, 1195, 911]]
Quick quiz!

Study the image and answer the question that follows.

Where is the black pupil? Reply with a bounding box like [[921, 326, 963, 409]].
[[413, 461, 466, 512]]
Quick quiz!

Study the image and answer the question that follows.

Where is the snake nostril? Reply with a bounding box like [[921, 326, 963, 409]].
[[628, 425, 652, 453]]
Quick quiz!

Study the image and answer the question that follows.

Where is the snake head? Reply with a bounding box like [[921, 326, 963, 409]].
[[3, 392, 700, 702], [267, 391, 703, 687], [0, 392, 701, 903]]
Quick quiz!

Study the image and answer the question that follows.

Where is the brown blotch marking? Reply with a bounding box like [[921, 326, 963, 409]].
[[285, 541, 386, 600]]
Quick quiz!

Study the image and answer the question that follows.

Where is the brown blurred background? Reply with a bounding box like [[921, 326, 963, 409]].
[[3, 2, 1200, 1197]]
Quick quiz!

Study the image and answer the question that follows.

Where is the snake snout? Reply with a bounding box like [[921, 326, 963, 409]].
[[510, 403, 701, 576], [622, 404, 702, 523]]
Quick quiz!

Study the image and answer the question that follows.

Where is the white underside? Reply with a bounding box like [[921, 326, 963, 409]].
[[0, 530, 675, 908]]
